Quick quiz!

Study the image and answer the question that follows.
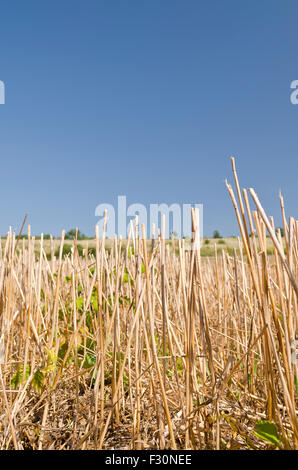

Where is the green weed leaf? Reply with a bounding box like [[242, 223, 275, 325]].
[[11, 365, 31, 388], [32, 368, 44, 394], [253, 420, 282, 447]]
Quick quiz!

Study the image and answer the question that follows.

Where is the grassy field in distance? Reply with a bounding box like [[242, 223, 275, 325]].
[[0, 235, 280, 258]]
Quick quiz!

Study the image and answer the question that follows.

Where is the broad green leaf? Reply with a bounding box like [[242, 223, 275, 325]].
[[83, 353, 96, 368], [11, 365, 31, 388], [32, 369, 44, 393], [253, 420, 281, 447]]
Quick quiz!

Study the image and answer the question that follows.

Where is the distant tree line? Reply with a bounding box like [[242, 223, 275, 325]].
[[10, 228, 92, 240], [2, 227, 285, 240]]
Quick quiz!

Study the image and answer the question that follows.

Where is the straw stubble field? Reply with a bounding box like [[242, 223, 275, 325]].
[[0, 158, 297, 450]]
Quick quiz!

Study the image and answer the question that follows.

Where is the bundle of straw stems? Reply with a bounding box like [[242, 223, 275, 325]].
[[0, 159, 297, 450]]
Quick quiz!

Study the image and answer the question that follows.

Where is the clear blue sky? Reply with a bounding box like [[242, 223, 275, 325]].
[[0, 0, 297, 237]]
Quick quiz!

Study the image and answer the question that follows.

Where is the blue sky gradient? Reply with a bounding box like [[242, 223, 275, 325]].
[[0, 0, 298, 237]]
